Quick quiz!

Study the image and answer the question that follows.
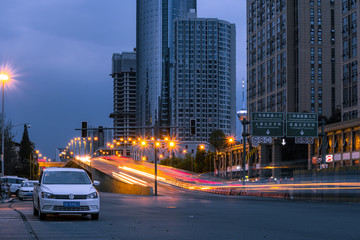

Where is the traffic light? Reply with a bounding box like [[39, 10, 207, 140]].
[[81, 121, 87, 138]]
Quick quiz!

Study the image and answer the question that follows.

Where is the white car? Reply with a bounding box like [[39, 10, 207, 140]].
[[17, 180, 38, 200], [1, 176, 28, 194], [33, 168, 100, 220]]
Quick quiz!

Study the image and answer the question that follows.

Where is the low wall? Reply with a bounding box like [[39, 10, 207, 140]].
[[293, 166, 360, 202], [64, 159, 153, 196]]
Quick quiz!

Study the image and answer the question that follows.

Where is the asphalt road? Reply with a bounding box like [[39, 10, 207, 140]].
[[1, 189, 360, 240]]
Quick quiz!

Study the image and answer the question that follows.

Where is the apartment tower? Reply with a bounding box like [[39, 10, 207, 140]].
[[110, 52, 137, 144], [247, 0, 341, 118], [342, 0, 359, 120], [173, 13, 236, 140]]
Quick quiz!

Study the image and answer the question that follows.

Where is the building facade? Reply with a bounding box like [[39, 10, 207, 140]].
[[341, 0, 359, 120], [172, 14, 236, 141], [136, 0, 197, 134], [110, 52, 137, 142], [247, 0, 341, 118]]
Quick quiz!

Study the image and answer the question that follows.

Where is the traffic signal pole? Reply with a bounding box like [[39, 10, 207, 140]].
[[241, 120, 250, 185]]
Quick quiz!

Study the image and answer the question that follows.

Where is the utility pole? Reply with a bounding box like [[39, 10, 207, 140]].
[[242, 120, 250, 185], [321, 119, 326, 168]]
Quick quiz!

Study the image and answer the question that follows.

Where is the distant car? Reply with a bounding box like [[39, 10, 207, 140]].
[[1, 176, 28, 194], [33, 168, 100, 220], [17, 180, 38, 200]]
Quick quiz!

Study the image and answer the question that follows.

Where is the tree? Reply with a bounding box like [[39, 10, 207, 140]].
[[19, 125, 35, 178], [209, 129, 226, 152], [1, 118, 18, 176], [194, 146, 206, 172]]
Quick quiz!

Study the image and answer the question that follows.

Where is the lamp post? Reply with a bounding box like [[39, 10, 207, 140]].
[[0, 73, 8, 177], [241, 120, 250, 185]]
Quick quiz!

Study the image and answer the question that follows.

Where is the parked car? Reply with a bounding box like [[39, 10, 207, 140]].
[[1, 176, 28, 194], [33, 168, 100, 220], [17, 180, 38, 200]]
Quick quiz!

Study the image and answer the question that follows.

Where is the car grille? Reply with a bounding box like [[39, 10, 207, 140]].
[[54, 195, 87, 199], [53, 206, 90, 211]]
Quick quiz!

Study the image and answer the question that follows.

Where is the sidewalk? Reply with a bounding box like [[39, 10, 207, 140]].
[[0, 201, 33, 239]]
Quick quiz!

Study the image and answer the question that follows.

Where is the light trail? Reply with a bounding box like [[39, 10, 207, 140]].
[[112, 171, 148, 186], [118, 166, 167, 181]]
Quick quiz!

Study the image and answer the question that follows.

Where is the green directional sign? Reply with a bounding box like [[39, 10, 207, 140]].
[[251, 112, 284, 137], [286, 113, 318, 137]]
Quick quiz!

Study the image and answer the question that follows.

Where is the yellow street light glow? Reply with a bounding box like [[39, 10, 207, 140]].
[[169, 141, 175, 147], [70, 152, 73, 154], [94, 137, 98, 141], [110, 145, 114, 148], [113, 139, 116, 143], [165, 137, 169, 141], [35, 150, 39, 154], [0, 73, 9, 81], [117, 142, 121, 145], [183, 149, 187, 153], [142, 156, 146, 161], [155, 142, 160, 147], [141, 141, 146, 146], [200, 145, 205, 149], [124, 141, 127, 144], [120, 138, 124, 141], [107, 143, 110, 146], [151, 137, 154, 141], [38, 154, 42, 157], [159, 154, 163, 158], [128, 138, 132, 141], [44, 157, 47, 160], [132, 141, 136, 145], [88, 137, 91, 141], [138, 138, 141, 141]]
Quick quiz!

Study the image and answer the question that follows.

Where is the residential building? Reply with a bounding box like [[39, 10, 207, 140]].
[[341, 0, 359, 120], [173, 13, 236, 141], [247, 0, 341, 117], [110, 52, 137, 143], [246, 0, 342, 178]]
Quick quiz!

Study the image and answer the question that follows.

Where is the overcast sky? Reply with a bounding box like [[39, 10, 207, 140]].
[[0, 0, 246, 159]]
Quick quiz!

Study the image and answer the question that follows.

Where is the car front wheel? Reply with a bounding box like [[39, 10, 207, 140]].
[[91, 213, 99, 220], [33, 204, 39, 216], [39, 211, 46, 220]]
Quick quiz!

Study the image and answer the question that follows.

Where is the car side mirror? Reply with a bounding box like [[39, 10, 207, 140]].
[[93, 180, 100, 186]]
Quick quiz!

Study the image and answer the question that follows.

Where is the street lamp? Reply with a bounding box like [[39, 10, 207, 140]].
[[0, 73, 8, 177]]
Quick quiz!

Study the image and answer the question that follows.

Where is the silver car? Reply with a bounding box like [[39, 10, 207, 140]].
[[17, 180, 38, 200]]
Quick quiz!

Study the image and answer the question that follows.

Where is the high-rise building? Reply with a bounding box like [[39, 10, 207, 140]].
[[110, 52, 137, 142], [136, 0, 197, 134], [341, 0, 359, 121], [173, 13, 236, 140], [247, 0, 341, 118]]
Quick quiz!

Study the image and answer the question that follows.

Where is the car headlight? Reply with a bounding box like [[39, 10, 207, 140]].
[[87, 192, 98, 199], [41, 192, 54, 199]]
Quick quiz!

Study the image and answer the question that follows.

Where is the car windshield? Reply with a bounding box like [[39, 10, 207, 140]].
[[43, 171, 91, 184], [22, 182, 34, 187]]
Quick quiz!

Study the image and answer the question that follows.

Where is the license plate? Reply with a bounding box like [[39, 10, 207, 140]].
[[63, 202, 80, 207], [25, 193, 33, 196]]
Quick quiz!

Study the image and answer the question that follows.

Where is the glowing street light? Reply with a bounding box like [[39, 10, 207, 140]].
[[0, 73, 8, 177]]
